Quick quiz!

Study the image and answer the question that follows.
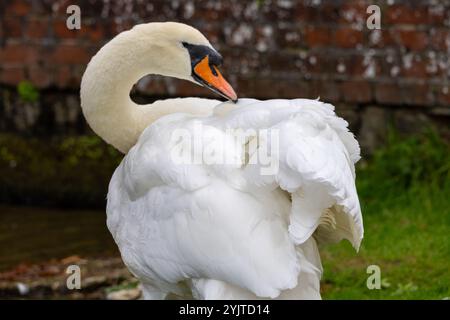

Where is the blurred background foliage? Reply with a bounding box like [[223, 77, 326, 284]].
[[17, 81, 40, 104]]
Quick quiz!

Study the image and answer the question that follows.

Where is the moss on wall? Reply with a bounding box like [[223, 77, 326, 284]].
[[0, 134, 122, 208]]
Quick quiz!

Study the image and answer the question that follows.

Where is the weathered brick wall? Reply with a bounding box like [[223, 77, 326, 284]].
[[1, 0, 449, 152]]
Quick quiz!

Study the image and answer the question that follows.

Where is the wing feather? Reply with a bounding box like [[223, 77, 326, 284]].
[[106, 98, 364, 300]]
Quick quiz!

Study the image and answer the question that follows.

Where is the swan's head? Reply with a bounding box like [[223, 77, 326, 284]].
[[131, 22, 237, 102]]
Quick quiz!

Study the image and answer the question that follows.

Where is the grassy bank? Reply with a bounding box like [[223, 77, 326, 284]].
[[322, 130, 450, 299]]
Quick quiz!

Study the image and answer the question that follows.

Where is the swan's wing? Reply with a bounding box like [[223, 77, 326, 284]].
[[219, 99, 363, 250], [106, 114, 301, 298], [107, 98, 362, 299]]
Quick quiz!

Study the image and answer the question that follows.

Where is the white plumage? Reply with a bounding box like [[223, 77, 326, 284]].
[[80, 22, 363, 299], [106, 98, 363, 299]]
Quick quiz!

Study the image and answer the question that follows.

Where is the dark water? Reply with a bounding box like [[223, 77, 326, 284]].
[[0, 206, 119, 271]]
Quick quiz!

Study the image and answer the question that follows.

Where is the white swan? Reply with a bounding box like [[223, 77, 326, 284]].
[[80, 22, 363, 300]]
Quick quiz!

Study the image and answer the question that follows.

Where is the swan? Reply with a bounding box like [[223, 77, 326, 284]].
[[80, 22, 363, 300]]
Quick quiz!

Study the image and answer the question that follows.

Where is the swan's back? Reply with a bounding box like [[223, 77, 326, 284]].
[[106, 98, 362, 299]]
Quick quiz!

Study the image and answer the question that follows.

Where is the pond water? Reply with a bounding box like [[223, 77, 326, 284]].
[[0, 206, 119, 271]]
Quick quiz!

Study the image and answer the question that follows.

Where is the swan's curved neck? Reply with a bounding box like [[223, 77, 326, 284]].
[[80, 29, 218, 153]]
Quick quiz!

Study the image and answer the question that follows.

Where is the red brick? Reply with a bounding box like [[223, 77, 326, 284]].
[[70, 65, 87, 88], [53, 19, 77, 39], [26, 18, 49, 39], [400, 57, 428, 79], [266, 53, 301, 73], [367, 29, 396, 48], [294, 3, 321, 24], [386, 4, 429, 25], [49, 0, 73, 15], [28, 65, 52, 88], [220, 48, 261, 75], [428, 5, 446, 26], [375, 82, 403, 105], [137, 77, 167, 96], [310, 79, 340, 102], [0, 0, 442, 109], [82, 22, 106, 42], [51, 45, 91, 65], [278, 79, 310, 99], [319, 2, 340, 23], [400, 82, 433, 106], [436, 86, 450, 106], [5, 0, 31, 16], [304, 26, 331, 47], [55, 65, 75, 88], [303, 53, 326, 75], [276, 26, 303, 48], [192, 2, 233, 21], [397, 30, 428, 51], [229, 77, 248, 96], [199, 23, 223, 46], [430, 28, 450, 51], [340, 81, 372, 103], [341, 55, 382, 78], [175, 79, 214, 98], [3, 18, 23, 38], [338, 0, 367, 24], [238, 76, 309, 99], [109, 19, 135, 36], [0, 66, 25, 85], [334, 28, 363, 48], [0, 43, 39, 64]]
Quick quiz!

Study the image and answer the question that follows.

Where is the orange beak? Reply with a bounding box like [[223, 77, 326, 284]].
[[193, 56, 238, 102]]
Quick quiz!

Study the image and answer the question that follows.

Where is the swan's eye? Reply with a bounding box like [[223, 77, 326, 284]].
[[182, 42, 222, 68], [182, 42, 237, 102]]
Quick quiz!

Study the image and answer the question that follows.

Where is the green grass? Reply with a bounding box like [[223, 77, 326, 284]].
[[321, 130, 450, 299]]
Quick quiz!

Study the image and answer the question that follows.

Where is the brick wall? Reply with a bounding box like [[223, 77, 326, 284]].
[[1, 0, 449, 153]]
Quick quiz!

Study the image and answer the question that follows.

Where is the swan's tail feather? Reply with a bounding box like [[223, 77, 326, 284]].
[[189, 237, 322, 300]]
